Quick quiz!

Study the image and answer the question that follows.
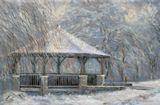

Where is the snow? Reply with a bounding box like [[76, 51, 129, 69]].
[[134, 80, 160, 88], [1, 80, 160, 105]]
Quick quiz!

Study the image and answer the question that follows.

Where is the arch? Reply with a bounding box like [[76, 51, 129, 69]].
[[36, 57, 43, 73], [61, 58, 80, 74], [45, 57, 57, 73], [85, 58, 101, 74], [18, 56, 32, 73]]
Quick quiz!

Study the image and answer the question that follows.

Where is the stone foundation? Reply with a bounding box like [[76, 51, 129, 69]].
[[40, 76, 48, 96], [12, 75, 20, 91], [79, 75, 88, 87], [97, 75, 105, 86]]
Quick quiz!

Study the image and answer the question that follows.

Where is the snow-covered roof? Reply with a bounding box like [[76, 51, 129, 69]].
[[10, 27, 110, 57]]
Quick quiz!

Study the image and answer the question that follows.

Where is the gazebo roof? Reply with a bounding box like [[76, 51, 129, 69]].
[[10, 27, 110, 57]]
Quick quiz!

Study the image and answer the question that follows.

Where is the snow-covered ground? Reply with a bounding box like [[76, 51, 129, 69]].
[[1, 80, 160, 105]]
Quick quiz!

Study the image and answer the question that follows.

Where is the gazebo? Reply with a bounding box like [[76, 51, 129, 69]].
[[9, 27, 110, 95]]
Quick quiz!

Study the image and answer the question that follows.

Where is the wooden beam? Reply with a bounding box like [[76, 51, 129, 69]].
[[11, 55, 21, 74], [11, 53, 110, 58], [57, 56, 66, 74], [31, 56, 38, 73]]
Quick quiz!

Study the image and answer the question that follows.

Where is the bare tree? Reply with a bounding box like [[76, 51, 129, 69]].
[[0, 0, 68, 56], [0, 0, 68, 79]]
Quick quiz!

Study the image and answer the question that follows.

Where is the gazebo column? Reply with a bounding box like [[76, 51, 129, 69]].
[[78, 57, 88, 87], [56, 56, 66, 74], [40, 56, 48, 96], [42, 56, 48, 75], [11, 55, 21, 91], [96, 58, 106, 86], [40, 75, 48, 96], [57, 57, 61, 74], [31, 56, 38, 73], [105, 57, 111, 80]]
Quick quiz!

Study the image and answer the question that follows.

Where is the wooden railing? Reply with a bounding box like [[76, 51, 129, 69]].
[[19, 74, 97, 89], [87, 75, 97, 85], [20, 74, 41, 88], [48, 74, 79, 87]]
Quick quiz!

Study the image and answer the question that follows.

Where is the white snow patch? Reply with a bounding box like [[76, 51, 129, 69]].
[[1, 80, 160, 105]]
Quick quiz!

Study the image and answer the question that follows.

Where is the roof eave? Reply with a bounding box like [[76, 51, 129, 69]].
[[9, 52, 110, 58]]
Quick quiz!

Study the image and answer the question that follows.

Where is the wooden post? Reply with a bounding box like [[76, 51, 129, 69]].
[[78, 57, 88, 87], [96, 58, 106, 75], [11, 56, 20, 74], [78, 57, 88, 75], [56, 56, 66, 74], [96, 58, 106, 86], [11, 55, 21, 91], [31, 56, 37, 73], [40, 56, 48, 95], [57, 57, 61, 74], [100, 58, 105, 75], [42, 56, 48, 75], [105, 57, 111, 78], [80, 61, 85, 75]]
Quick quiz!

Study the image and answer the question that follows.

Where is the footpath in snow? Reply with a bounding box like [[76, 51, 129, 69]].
[[1, 80, 160, 105]]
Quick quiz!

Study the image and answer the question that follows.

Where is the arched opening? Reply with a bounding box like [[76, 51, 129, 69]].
[[36, 57, 43, 74], [19, 56, 32, 73], [85, 58, 100, 74], [61, 58, 80, 74], [85, 58, 101, 85], [45, 58, 57, 74]]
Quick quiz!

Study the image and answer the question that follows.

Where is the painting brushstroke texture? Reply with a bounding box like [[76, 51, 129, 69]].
[[0, 0, 160, 105]]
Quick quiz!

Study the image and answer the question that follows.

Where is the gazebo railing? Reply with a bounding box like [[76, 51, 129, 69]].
[[19, 73, 80, 88], [48, 74, 79, 87], [20, 74, 41, 88], [19, 73, 98, 89]]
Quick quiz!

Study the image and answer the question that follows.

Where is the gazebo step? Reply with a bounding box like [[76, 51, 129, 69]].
[[20, 85, 40, 88], [20, 88, 40, 92]]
